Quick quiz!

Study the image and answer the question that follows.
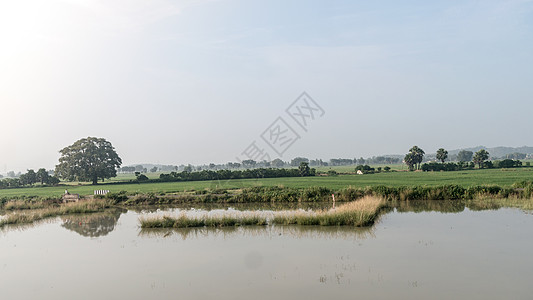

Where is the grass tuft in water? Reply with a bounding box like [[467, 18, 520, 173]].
[[0, 199, 114, 227], [272, 196, 385, 227], [139, 196, 384, 228]]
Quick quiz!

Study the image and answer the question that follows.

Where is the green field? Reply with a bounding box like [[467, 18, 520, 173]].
[[1, 168, 532, 199]]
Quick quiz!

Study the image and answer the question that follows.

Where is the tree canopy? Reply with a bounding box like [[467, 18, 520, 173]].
[[404, 146, 425, 170], [55, 137, 122, 185], [436, 148, 448, 163], [457, 150, 473, 162], [473, 149, 490, 169]]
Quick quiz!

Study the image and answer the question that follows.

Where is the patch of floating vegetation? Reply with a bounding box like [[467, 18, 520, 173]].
[[139, 196, 385, 228], [0, 200, 114, 227]]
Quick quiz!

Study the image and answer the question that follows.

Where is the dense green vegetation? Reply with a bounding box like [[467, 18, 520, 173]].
[[55, 137, 122, 184], [158, 164, 315, 183]]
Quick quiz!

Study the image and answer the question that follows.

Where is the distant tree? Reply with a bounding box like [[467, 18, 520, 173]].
[[136, 174, 149, 181], [436, 148, 448, 163], [355, 164, 375, 174], [55, 137, 122, 185], [407, 146, 425, 170], [135, 165, 144, 172], [298, 161, 316, 177], [327, 170, 337, 176], [298, 162, 311, 176], [227, 162, 241, 169], [150, 166, 158, 173], [473, 149, 490, 169], [271, 158, 285, 168], [497, 159, 522, 168], [36, 168, 49, 185], [506, 152, 527, 160], [183, 165, 193, 172], [242, 160, 257, 169], [48, 176, 60, 185], [404, 152, 416, 171], [7, 171, 15, 178], [457, 150, 473, 162], [290, 157, 309, 167], [25, 169, 37, 185], [19, 174, 28, 186], [257, 160, 270, 168]]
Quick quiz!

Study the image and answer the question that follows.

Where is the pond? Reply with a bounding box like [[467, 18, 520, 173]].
[[1, 201, 532, 299]]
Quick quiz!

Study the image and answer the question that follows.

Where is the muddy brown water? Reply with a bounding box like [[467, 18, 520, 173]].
[[1, 201, 532, 299]]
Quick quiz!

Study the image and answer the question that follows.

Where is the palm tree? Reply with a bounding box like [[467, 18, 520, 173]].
[[436, 148, 448, 163], [404, 152, 416, 171], [409, 146, 425, 170], [473, 149, 489, 169]]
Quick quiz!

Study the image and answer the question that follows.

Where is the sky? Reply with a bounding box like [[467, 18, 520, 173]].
[[1, 0, 532, 172]]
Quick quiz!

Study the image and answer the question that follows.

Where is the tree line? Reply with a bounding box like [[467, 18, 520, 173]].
[[156, 162, 316, 183], [0, 169, 60, 189], [404, 146, 529, 172]]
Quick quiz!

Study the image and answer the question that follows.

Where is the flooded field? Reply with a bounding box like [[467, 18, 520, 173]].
[[1, 201, 532, 299]]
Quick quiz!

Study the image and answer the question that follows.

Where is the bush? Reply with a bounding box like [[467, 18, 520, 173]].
[[327, 170, 338, 176]]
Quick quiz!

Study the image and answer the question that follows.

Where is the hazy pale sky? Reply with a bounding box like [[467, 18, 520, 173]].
[[1, 0, 532, 172]]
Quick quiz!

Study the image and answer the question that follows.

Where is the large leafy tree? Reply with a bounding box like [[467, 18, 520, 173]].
[[436, 148, 448, 163], [36, 168, 49, 185], [473, 149, 490, 169], [55, 137, 122, 185]]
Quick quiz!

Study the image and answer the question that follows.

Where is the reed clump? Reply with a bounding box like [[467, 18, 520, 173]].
[[0, 199, 114, 227], [139, 196, 385, 228], [272, 195, 385, 227]]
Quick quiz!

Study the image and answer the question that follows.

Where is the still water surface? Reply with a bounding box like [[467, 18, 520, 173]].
[[1, 202, 532, 299]]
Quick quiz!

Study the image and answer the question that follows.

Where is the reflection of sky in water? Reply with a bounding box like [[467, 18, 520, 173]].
[[0, 203, 533, 299]]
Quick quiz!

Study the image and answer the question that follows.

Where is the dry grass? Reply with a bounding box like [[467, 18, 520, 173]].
[[139, 196, 386, 228], [1, 200, 52, 210], [272, 196, 385, 226], [0, 199, 114, 227]]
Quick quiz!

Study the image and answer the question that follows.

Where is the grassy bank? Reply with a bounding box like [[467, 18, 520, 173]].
[[1, 168, 533, 199], [111, 181, 533, 206], [0, 199, 114, 227], [139, 196, 385, 228]]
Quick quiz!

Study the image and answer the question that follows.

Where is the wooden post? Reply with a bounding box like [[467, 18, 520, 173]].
[[332, 194, 335, 209]]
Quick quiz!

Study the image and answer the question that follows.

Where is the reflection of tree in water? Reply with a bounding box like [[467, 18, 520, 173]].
[[61, 208, 126, 237], [394, 200, 466, 214]]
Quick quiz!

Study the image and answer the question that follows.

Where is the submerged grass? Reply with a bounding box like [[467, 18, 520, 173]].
[[139, 196, 385, 228], [0, 199, 114, 227]]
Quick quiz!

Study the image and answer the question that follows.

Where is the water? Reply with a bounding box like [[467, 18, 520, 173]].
[[1, 202, 532, 299]]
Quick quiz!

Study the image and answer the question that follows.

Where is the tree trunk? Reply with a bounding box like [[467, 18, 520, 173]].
[[92, 176, 98, 185]]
